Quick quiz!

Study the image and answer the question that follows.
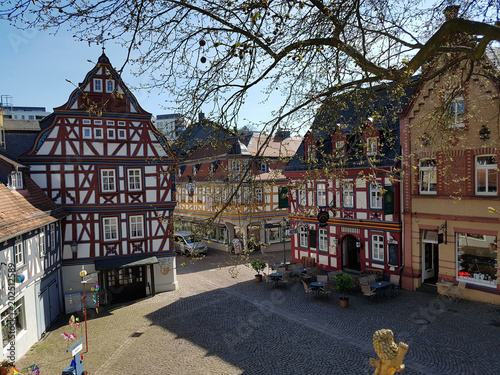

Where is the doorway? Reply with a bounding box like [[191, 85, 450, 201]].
[[422, 230, 439, 283], [342, 235, 361, 271]]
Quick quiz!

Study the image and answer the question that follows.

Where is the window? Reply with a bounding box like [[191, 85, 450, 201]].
[[260, 162, 268, 173], [118, 121, 126, 126], [372, 234, 384, 261], [457, 233, 497, 286], [267, 227, 281, 243], [129, 216, 144, 238], [318, 228, 328, 252], [307, 142, 316, 162], [107, 120, 115, 126], [231, 160, 240, 172], [448, 93, 465, 128], [419, 159, 437, 194], [342, 183, 354, 208], [93, 78, 103, 92], [107, 129, 115, 139], [370, 184, 382, 209], [39, 228, 45, 257], [28, 115, 34, 120], [94, 120, 102, 125], [14, 236, 24, 266], [298, 188, 306, 206], [476, 156, 497, 195], [101, 169, 116, 192], [335, 141, 345, 157], [82, 119, 91, 125], [103, 217, 119, 241], [197, 187, 203, 203], [50, 223, 55, 251], [106, 79, 115, 93], [366, 137, 378, 156], [118, 129, 126, 139], [83, 127, 92, 139], [299, 226, 308, 248], [9, 171, 23, 190], [94, 128, 103, 139], [1, 298, 26, 347], [192, 166, 198, 176], [317, 183, 326, 207], [254, 188, 263, 203], [128, 169, 142, 191]]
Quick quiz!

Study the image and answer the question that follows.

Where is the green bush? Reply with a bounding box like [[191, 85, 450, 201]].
[[250, 259, 267, 275], [335, 273, 353, 299]]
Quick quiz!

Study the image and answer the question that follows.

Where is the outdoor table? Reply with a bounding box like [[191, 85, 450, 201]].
[[310, 281, 325, 297], [271, 263, 286, 270], [292, 268, 308, 276], [369, 281, 394, 297], [269, 272, 283, 286]]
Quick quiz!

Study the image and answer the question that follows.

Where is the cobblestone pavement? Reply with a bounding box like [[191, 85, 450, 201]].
[[15, 251, 500, 375]]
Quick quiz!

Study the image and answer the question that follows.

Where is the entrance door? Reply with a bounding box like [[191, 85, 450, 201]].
[[343, 235, 360, 271], [105, 266, 147, 304], [422, 230, 439, 283]]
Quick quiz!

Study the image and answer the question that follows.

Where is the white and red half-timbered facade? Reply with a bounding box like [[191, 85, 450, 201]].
[[20, 52, 177, 311]]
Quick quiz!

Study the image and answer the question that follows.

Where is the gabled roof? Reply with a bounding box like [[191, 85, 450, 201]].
[[0, 155, 66, 241], [285, 85, 411, 172]]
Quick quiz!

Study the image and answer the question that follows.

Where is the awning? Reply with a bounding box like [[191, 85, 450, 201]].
[[94, 254, 159, 271]]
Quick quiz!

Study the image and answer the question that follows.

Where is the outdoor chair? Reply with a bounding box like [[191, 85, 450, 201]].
[[302, 280, 313, 297], [446, 281, 466, 302], [361, 283, 379, 302], [390, 274, 401, 294], [328, 271, 339, 282], [319, 282, 335, 299], [366, 275, 377, 285], [263, 272, 272, 287], [316, 275, 328, 283], [281, 271, 291, 288], [277, 267, 286, 273], [359, 277, 369, 285]]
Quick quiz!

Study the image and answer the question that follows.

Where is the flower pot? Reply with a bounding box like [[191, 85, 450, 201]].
[[339, 297, 349, 308], [255, 274, 263, 282]]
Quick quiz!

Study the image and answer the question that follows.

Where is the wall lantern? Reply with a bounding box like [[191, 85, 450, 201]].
[[71, 240, 78, 259], [479, 125, 490, 141]]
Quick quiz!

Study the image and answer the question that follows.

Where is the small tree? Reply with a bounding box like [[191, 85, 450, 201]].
[[335, 273, 354, 300], [250, 259, 267, 275]]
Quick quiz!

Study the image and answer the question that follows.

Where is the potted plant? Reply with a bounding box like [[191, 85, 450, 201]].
[[335, 273, 353, 308], [250, 259, 267, 282]]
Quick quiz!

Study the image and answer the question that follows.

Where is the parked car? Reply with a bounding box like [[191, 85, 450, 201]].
[[173, 231, 208, 256]]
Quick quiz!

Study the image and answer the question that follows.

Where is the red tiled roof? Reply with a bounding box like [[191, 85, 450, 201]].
[[0, 175, 67, 240]]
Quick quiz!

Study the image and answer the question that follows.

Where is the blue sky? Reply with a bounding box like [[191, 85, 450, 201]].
[[0, 20, 276, 126]]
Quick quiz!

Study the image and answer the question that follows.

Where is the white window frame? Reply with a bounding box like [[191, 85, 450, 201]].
[[448, 92, 465, 128], [129, 215, 144, 239], [93, 78, 103, 92], [476, 155, 497, 195], [94, 120, 102, 125], [118, 129, 126, 139], [1, 297, 26, 346], [14, 236, 24, 267], [267, 227, 281, 244], [366, 137, 378, 156], [94, 128, 103, 139], [318, 228, 328, 252], [103, 217, 119, 241], [9, 171, 23, 190], [342, 183, 354, 208], [39, 228, 46, 257], [299, 226, 308, 248], [371, 234, 384, 262], [254, 187, 263, 203], [127, 169, 142, 191], [101, 169, 116, 192], [231, 160, 241, 172], [307, 143, 316, 162], [419, 159, 437, 194], [106, 120, 115, 126], [260, 162, 268, 173], [316, 183, 327, 207], [107, 128, 115, 139], [50, 223, 55, 251], [82, 119, 91, 125], [106, 79, 115, 93], [83, 127, 92, 139], [370, 184, 383, 209], [335, 140, 345, 157], [298, 188, 306, 206], [118, 121, 126, 126]]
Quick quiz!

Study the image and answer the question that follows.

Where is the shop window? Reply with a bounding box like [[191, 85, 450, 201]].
[[371, 234, 384, 262], [267, 227, 281, 244], [419, 159, 437, 194], [457, 233, 497, 286], [1, 298, 26, 347], [476, 156, 497, 195]]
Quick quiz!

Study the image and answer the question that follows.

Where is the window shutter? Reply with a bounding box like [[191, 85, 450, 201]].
[[278, 187, 289, 209], [383, 185, 394, 215]]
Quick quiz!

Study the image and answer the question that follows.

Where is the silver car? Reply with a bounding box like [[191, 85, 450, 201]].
[[173, 231, 208, 256]]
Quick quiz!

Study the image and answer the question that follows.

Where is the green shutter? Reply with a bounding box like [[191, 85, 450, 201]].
[[383, 185, 394, 215], [278, 187, 289, 209]]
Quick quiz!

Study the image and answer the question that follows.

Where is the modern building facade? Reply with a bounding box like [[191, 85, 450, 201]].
[[19, 52, 178, 312]]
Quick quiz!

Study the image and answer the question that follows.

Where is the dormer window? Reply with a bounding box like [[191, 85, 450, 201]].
[[260, 161, 268, 173], [335, 141, 345, 157], [192, 165, 198, 176], [366, 137, 378, 156], [93, 78, 103, 92], [8, 171, 23, 190], [307, 142, 316, 162]]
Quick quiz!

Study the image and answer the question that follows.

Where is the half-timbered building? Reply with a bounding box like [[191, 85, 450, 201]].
[[175, 116, 301, 255], [20, 52, 177, 312], [0, 153, 66, 360], [284, 88, 406, 275]]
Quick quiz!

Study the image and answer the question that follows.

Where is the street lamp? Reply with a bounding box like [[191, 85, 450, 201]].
[[281, 218, 288, 264], [71, 241, 78, 259], [79, 267, 89, 353]]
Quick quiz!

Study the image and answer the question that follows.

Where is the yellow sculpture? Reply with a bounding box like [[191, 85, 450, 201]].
[[370, 329, 409, 375]]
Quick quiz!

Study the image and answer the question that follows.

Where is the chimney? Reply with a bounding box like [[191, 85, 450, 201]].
[[444, 5, 460, 21], [198, 112, 205, 121]]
